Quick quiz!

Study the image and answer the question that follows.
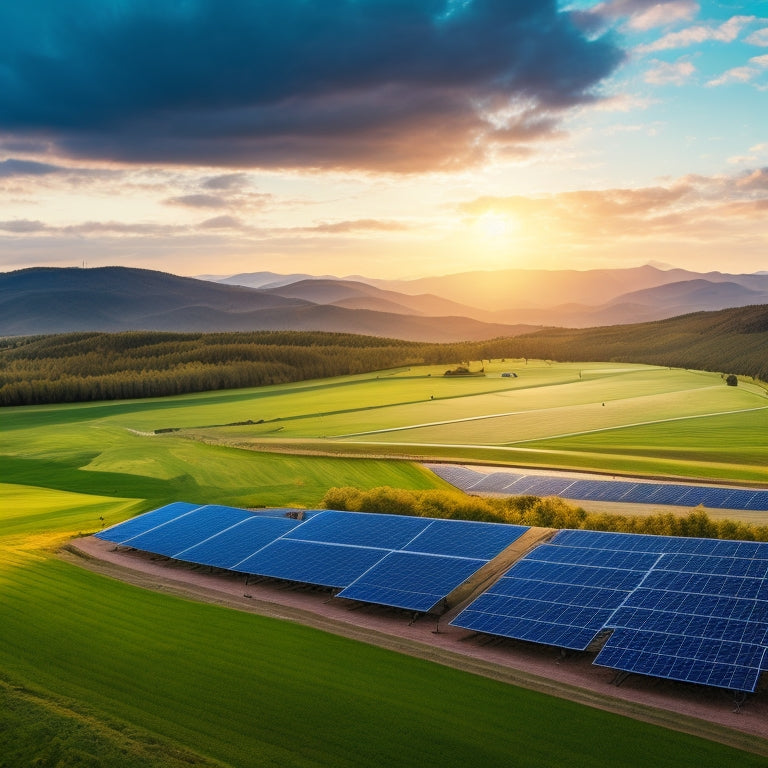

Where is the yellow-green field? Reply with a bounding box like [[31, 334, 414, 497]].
[[179, 362, 768, 484]]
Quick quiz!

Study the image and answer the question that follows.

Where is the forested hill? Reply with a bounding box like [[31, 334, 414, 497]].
[[474, 304, 768, 383], [1, 304, 766, 406], [0, 331, 456, 405]]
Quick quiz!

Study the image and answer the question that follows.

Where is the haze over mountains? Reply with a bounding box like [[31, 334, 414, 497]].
[[2, 264, 767, 340], [215, 265, 768, 327]]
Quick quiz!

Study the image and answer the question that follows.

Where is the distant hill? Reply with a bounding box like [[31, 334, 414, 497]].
[[210, 265, 768, 327], [2, 304, 766, 407], [493, 304, 768, 382], [0, 267, 535, 342], [262, 278, 492, 319]]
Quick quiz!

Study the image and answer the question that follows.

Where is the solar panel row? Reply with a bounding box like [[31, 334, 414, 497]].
[[98, 502, 768, 692], [97, 505, 529, 614], [451, 527, 768, 691], [426, 464, 768, 511]]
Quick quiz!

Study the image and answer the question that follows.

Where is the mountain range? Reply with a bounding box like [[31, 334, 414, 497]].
[[2, 264, 768, 341], [213, 265, 768, 327]]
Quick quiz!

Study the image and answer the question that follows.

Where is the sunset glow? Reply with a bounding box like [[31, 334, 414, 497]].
[[0, 1, 766, 278]]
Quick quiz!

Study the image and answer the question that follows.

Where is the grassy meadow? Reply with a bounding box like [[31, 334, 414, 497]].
[[181, 362, 768, 484], [2, 360, 768, 765]]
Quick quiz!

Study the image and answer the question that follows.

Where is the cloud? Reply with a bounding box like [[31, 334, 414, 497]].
[[625, 0, 699, 31], [0, 218, 47, 232], [0, 158, 62, 177], [746, 27, 768, 46], [201, 173, 249, 191], [0, 1, 623, 172], [199, 215, 243, 229], [459, 168, 768, 245], [637, 15, 756, 53], [574, 1, 698, 34], [644, 59, 695, 85], [707, 53, 768, 87], [300, 219, 410, 234], [165, 193, 229, 208]]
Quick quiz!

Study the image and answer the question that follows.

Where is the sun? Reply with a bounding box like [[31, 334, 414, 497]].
[[475, 211, 513, 240]]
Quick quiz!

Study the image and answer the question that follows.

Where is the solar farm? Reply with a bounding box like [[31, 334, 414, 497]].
[[97, 504, 528, 613], [5, 361, 768, 765], [97, 502, 768, 695], [426, 464, 768, 511]]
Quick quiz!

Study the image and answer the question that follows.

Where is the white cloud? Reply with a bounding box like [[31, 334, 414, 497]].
[[644, 58, 695, 85], [707, 53, 768, 86], [627, 1, 699, 32], [745, 27, 768, 46], [637, 15, 755, 53]]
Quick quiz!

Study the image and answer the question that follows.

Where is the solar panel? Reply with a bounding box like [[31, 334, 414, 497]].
[[402, 518, 527, 560], [595, 544, 768, 691], [526, 543, 659, 572], [449, 538, 651, 650], [338, 551, 486, 612], [423, 464, 768, 512], [232, 539, 388, 587], [174, 516, 300, 569], [119, 505, 255, 558], [285, 509, 430, 550], [425, 464, 484, 489], [594, 629, 767, 692], [95, 502, 201, 544]]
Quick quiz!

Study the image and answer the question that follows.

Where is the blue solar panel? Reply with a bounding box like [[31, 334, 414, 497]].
[[594, 628, 767, 692], [594, 539, 768, 692], [746, 492, 768, 511], [285, 510, 430, 549], [424, 464, 768, 511], [119, 505, 255, 558], [338, 552, 486, 612], [453, 595, 612, 650], [659, 551, 768, 576], [605, 606, 768, 644], [450, 535, 651, 650], [174, 516, 300, 569], [471, 472, 522, 492], [95, 502, 201, 544], [527, 544, 659, 572], [232, 539, 388, 587], [425, 464, 484, 489], [403, 518, 527, 559]]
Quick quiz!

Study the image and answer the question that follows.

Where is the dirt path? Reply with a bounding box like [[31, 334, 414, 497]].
[[63, 536, 768, 757]]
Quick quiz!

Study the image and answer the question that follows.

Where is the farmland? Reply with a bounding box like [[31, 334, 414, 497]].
[[2, 360, 768, 766]]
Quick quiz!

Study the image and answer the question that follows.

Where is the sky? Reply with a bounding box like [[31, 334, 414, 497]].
[[0, 0, 766, 279]]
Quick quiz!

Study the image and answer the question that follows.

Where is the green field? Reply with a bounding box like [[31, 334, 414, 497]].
[[179, 362, 768, 483], [2, 361, 767, 766]]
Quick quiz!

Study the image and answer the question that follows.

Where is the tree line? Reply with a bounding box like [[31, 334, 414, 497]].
[[322, 486, 768, 542], [1, 304, 766, 406], [0, 331, 451, 406]]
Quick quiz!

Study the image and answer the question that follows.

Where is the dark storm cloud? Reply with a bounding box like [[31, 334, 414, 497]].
[[0, 1, 623, 171]]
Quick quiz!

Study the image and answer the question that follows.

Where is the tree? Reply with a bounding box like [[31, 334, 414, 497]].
[[726, 374, 738, 386]]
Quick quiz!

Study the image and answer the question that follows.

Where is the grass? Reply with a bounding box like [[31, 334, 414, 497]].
[[1, 558, 765, 768], [179, 362, 767, 483], [2, 361, 768, 765]]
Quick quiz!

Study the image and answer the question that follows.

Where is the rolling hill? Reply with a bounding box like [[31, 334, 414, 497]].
[[213, 265, 768, 327], [0, 266, 535, 341]]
